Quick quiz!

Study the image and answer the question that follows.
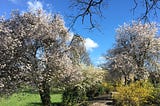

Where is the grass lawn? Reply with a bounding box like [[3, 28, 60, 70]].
[[0, 92, 62, 106]]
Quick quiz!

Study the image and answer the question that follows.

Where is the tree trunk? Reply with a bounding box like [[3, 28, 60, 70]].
[[124, 76, 127, 85], [39, 81, 51, 106]]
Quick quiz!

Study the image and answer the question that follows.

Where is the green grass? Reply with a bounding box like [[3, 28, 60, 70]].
[[0, 93, 62, 106]]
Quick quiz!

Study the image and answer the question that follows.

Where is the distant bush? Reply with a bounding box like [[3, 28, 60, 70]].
[[113, 80, 154, 106], [86, 82, 114, 100], [101, 82, 114, 93], [81, 65, 106, 100]]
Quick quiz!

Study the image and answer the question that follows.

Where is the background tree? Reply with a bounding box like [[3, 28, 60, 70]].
[[80, 51, 91, 66], [0, 10, 84, 106], [102, 22, 160, 84], [69, 34, 91, 65]]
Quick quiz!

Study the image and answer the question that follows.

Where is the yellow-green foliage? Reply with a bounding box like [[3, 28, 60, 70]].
[[113, 80, 154, 106], [81, 65, 106, 88], [148, 85, 160, 104], [101, 82, 114, 93]]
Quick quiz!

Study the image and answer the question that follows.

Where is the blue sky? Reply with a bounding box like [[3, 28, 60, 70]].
[[0, 0, 159, 65]]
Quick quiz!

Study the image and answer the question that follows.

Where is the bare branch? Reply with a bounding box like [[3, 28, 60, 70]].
[[133, 0, 160, 22], [68, 0, 105, 31]]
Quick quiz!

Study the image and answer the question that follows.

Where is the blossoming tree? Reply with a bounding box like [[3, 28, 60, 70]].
[[102, 22, 160, 85], [0, 10, 84, 106]]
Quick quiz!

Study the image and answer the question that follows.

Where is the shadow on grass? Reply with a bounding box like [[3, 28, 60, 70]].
[[22, 90, 39, 94], [27, 102, 63, 106], [23, 90, 63, 95]]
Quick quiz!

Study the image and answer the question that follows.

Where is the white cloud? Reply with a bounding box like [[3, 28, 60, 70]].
[[85, 38, 98, 51], [27, 1, 43, 11]]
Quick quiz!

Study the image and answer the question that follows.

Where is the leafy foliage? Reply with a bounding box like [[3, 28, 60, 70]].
[[62, 85, 88, 106], [62, 65, 106, 105], [147, 84, 160, 105], [113, 80, 154, 106]]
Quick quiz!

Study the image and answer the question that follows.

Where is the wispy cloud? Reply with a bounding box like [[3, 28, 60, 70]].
[[27, 1, 43, 11], [85, 38, 98, 51], [9, 0, 18, 4], [95, 56, 105, 65], [68, 32, 74, 41]]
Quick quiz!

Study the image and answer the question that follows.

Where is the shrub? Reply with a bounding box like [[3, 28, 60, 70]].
[[101, 82, 114, 93], [113, 80, 154, 106], [62, 85, 87, 106], [147, 84, 160, 105], [86, 84, 100, 100], [62, 65, 107, 105], [86, 82, 114, 99], [152, 87, 160, 104]]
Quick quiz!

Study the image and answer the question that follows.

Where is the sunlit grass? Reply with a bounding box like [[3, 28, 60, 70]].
[[0, 92, 62, 106]]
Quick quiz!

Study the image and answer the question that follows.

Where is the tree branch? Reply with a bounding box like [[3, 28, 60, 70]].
[[68, 0, 104, 31]]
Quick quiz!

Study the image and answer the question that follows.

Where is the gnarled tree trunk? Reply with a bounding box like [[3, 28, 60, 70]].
[[39, 81, 51, 106]]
